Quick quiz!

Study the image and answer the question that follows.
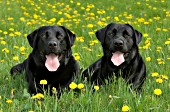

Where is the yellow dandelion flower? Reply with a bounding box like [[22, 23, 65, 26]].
[[20, 6, 26, 10], [6, 99, 13, 104], [7, 17, 13, 20], [77, 83, 84, 89], [145, 42, 150, 47], [137, 2, 141, 5], [75, 55, 80, 60], [94, 85, 99, 91], [2, 48, 9, 53], [1, 41, 6, 45], [143, 33, 149, 37], [23, 34, 27, 37], [0, 96, 1, 99], [163, 29, 168, 32], [20, 17, 25, 21], [87, 24, 93, 28], [165, 41, 170, 44], [74, 53, 80, 61], [9, 33, 15, 37], [122, 105, 130, 112], [161, 75, 168, 80], [40, 80, 47, 85], [89, 42, 95, 46], [32, 93, 44, 99], [9, 28, 14, 31], [76, 37, 84, 42], [21, 52, 27, 55], [109, 95, 112, 99], [145, 57, 151, 62], [157, 46, 162, 50], [79, 38, 84, 42], [3, 31, 8, 35], [85, 8, 90, 11], [145, 39, 150, 44], [151, 72, 159, 77], [156, 78, 163, 83], [69, 82, 77, 89], [20, 46, 25, 52], [93, 40, 99, 44], [52, 87, 57, 94], [29, 110, 34, 112], [14, 31, 21, 36], [77, 2, 81, 5], [33, 14, 39, 19], [154, 89, 162, 96], [97, 21, 104, 26], [88, 32, 94, 35], [10, 23, 14, 25], [114, 17, 119, 21], [0, 60, 5, 63], [157, 59, 165, 64], [14, 46, 19, 49], [153, 7, 157, 10], [13, 56, 19, 61], [144, 22, 149, 25], [156, 28, 161, 31], [81, 7, 85, 10], [49, 18, 56, 22]]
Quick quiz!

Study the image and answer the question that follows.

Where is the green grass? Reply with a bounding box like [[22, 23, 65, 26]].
[[0, 0, 170, 111]]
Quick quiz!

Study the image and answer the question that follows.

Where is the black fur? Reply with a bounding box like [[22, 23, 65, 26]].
[[10, 26, 80, 95], [82, 23, 146, 91]]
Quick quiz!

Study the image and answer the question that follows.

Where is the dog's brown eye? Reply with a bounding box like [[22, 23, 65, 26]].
[[108, 29, 116, 36], [107, 32, 113, 36], [108, 31, 115, 36], [123, 31, 130, 38], [41, 31, 49, 39], [56, 32, 64, 40], [41, 33, 47, 39]]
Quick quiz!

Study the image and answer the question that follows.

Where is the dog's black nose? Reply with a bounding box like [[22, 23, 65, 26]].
[[48, 41, 57, 47], [114, 40, 123, 47]]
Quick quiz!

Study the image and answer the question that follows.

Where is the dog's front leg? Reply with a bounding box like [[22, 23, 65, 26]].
[[123, 59, 146, 91], [26, 70, 42, 95], [82, 59, 102, 83], [10, 59, 28, 75]]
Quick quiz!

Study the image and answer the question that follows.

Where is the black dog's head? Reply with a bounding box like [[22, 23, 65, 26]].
[[96, 23, 142, 66], [27, 26, 76, 71]]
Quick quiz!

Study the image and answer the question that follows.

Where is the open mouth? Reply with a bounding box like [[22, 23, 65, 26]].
[[111, 51, 125, 66], [45, 53, 63, 72]]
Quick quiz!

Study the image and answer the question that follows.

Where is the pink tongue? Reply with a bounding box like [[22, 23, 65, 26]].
[[45, 54, 60, 72], [111, 51, 125, 66]]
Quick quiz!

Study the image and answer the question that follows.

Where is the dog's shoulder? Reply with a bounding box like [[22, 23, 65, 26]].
[[82, 57, 102, 77], [68, 56, 80, 72]]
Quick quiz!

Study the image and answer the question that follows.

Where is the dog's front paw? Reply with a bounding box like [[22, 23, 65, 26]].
[[10, 65, 23, 75]]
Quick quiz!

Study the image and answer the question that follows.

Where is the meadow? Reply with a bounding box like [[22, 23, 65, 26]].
[[0, 0, 170, 111]]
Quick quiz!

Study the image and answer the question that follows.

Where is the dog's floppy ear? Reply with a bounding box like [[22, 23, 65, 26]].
[[134, 29, 142, 45], [126, 24, 142, 45], [27, 29, 38, 48], [60, 26, 76, 47], [95, 23, 115, 44]]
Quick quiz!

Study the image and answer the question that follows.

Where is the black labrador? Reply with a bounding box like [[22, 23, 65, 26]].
[[82, 23, 146, 91], [10, 26, 80, 95]]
